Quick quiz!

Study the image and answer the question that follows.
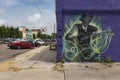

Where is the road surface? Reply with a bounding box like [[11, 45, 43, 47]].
[[0, 44, 30, 62]]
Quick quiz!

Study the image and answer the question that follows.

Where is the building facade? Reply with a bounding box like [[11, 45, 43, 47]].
[[32, 29, 41, 39], [19, 27, 28, 40], [56, 0, 120, 62], [19, 27, 41, 39]]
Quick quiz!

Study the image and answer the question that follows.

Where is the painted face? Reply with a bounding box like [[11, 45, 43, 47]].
[[82, 16, 92, 26]]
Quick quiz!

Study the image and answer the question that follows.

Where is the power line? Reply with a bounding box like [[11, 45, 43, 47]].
[[32, 0, 56, 35], [32, 0, 49, 23]]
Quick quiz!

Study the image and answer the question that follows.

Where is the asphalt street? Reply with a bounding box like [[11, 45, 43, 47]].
[[0, 44, 30, 62]]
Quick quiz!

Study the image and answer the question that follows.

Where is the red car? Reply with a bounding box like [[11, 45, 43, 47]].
[[8, 40, 34, 49]]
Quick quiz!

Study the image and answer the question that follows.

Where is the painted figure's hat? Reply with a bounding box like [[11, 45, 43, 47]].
[[80, 13, 93, 22]]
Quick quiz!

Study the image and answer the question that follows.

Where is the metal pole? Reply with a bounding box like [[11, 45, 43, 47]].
[[46, 27, 47, 40], [53, 23, 56, 39]]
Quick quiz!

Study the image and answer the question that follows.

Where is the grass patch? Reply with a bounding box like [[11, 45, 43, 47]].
[[0, 61, 21, 72], [52, 62, 64, 72]]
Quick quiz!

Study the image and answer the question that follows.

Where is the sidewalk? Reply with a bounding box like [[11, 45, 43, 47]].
[[0, 46, 120, 80], [64, 63, 120, 80]]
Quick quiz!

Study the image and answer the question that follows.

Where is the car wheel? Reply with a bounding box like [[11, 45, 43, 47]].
[[37, 43, 41, 47], [17, 46, 21, 49], [10, 46, 13, 49], [35, 43, 38, 47]]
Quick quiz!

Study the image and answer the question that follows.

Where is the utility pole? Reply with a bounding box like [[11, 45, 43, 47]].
[[53, 23, 56, 39], [46, 26, 47, 40]]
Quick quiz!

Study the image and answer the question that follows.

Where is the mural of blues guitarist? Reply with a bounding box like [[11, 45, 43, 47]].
[[76, 13, 98, 61], [62, 13, 114, 62], [77, 13, 97, 47]]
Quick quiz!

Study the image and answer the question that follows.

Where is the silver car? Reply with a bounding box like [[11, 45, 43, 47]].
[[33, 39, 45, 47]]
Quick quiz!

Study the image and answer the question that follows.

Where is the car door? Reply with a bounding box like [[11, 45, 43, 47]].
[[21, 41, 27, 48]]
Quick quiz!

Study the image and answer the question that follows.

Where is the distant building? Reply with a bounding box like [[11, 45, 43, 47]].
[[19, 27, 28, 40], [19, 27, 41, 39], [32, 29, 41, 38]]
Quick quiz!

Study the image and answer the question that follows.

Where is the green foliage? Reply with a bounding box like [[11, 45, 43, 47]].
[[0, 25, 8, 38], [40, 34, 51, 39], [37, 31, 51, 39], [0, 25, 51, 40], [41, 34, 46, 39], [10, 26, 17, 38], [33, 33, 36, 39], [15, 27, 22, 38], [0, 25, 22, 39], [18, 31, 22, 38], [37, 31, 42, 38], [6, 26, 10, 38], [47, 35, 52, 39]]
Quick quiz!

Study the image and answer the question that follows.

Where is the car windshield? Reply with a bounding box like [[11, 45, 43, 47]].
[[15, 39, 21, 41]]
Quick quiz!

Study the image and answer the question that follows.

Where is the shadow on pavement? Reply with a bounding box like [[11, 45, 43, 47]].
[[29, 47, 56, 63]]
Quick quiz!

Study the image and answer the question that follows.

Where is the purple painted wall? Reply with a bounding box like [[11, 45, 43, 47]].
[[56, 0, 120, 62]]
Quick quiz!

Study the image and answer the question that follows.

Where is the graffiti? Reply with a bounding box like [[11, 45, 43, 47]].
[[62, 13, 114, 62]]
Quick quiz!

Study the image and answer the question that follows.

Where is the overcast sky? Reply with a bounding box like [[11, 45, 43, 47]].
[[0, 0, 56, 34]]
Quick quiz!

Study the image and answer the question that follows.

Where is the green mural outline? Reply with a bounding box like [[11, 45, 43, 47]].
[[62, 15, 114, 62]]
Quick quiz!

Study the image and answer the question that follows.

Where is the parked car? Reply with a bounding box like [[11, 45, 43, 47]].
[[43, 39, 50, 46], [33, 39, 45, 47], [0, 38, 4, 44], [4, 38, 15, 44], [7, 40, 34, 49], [0, 40, 3, 44], [49, 39, 57, 50]]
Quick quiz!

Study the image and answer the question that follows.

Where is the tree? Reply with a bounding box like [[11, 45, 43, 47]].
[[33, 33, 36, 39], [0, 26, 22, 39], [6, 26, 10, 38], [47, 34, 52, 39], [9, 27, 15, 38], [14, 27, 22, 38], [37, 31, 42, 38], [18, 31, 22, 38], [0, 25, 7, 38], [40, 34, 46, 39], [14, 27, 18, 38], [0, 26, 2, 38]]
